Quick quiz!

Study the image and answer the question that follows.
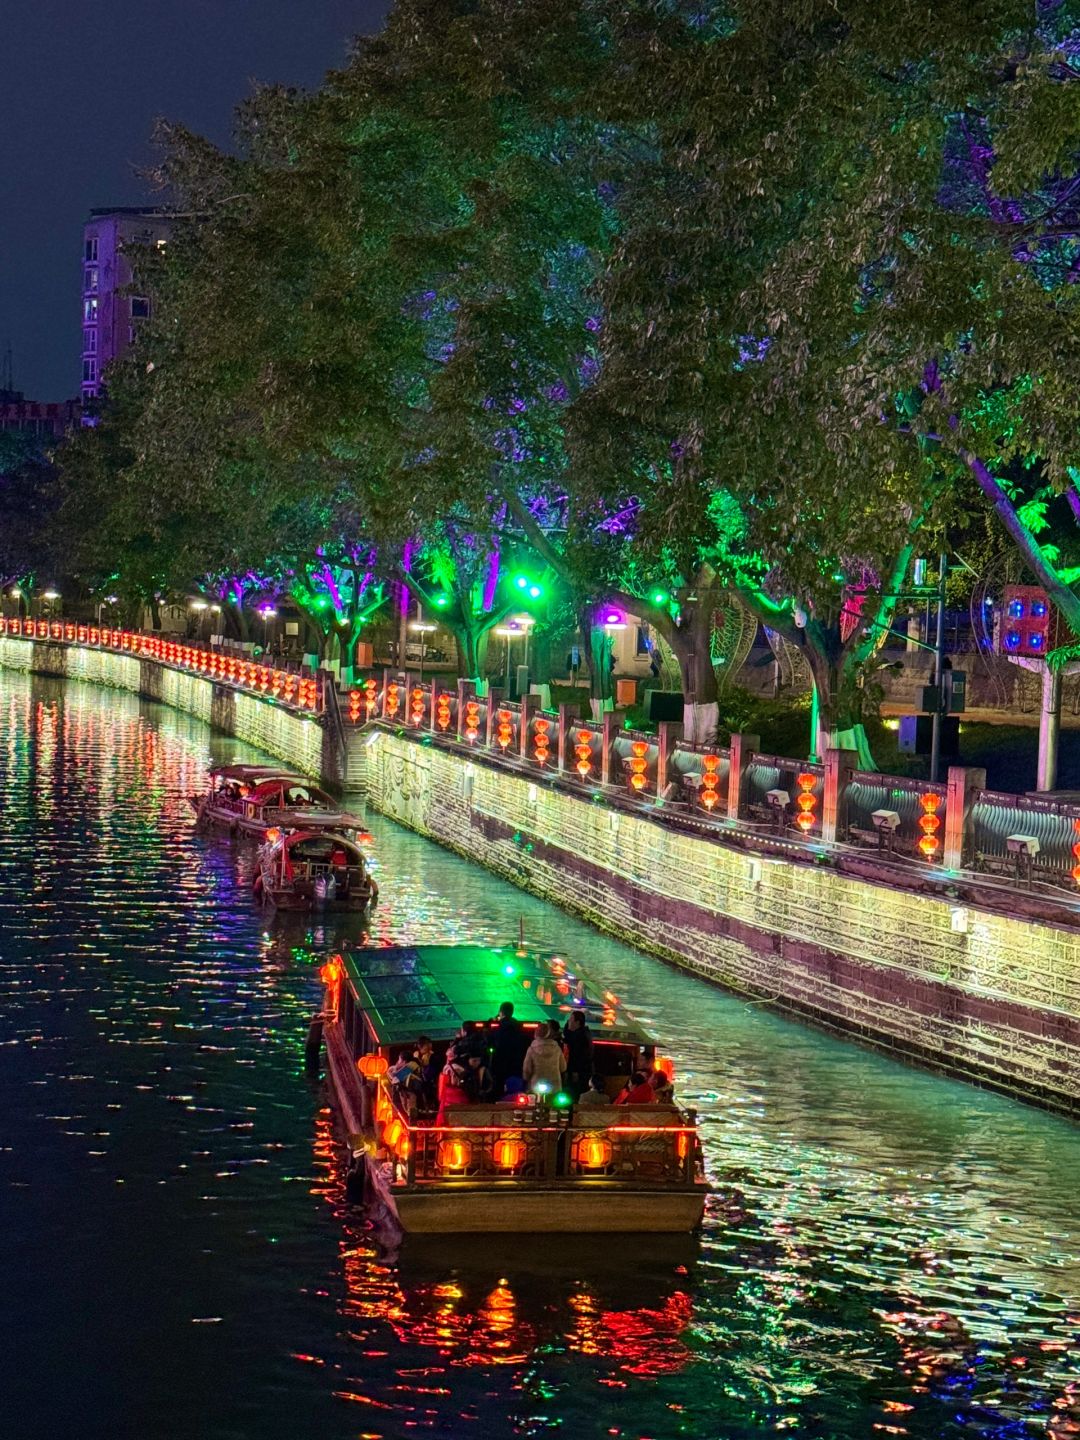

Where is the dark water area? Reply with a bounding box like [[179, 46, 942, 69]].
[[2, 672, 1079, 1440]]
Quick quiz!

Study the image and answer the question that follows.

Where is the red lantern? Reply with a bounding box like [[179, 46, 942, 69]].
[[629, 739, 649, 793], [918, 791, 942, 859], [493, 1134, 527, 1169], [576, 1135, 613, 1169], [363, 678, 377, 718], [435, 693, 452, 731], [410, 686, 425, 725], [348, 689, 363, 722], [1071, 818, 1080, 886], [496, 708, 513, 750], [437, 1138, 472, 1170], [533, 715, 551, 766], [464, 699, 481, 743], [700, 753, 721, 810], [358, 1054, 389, 1079], [794, 772, 817, 832], [319, 958, 342, 987], [574, 728, 593, 778], [385, 682, 401, 721]]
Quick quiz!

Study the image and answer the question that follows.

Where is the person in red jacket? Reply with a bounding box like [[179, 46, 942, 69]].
[[615, 1070, 655, 1106]]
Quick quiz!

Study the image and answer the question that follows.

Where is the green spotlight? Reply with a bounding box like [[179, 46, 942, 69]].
[[515, 575, 529, 590], [528, 584, 542, 599], [651, 590, 669, 606]]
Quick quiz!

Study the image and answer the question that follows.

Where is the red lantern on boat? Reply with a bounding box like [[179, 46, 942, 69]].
[[794, 772, 817, 833], [265, 827, 282, 845], [493, 1134, 527, 1169], [382, 1118, 404, 1152], [654, 1055, 675, 1081], [437, 1138, 472, 1170], [358, 1054, 389, 1078], [576, 1136, 613, 1169], [319, 958, 342, 987], [918, 791, 942, 859]]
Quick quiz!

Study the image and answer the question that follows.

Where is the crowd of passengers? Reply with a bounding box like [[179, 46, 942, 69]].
[[387, 1001, 675, 1124]]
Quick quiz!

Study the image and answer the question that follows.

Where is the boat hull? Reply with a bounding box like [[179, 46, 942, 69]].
[[383, 1177, 706, 1234]]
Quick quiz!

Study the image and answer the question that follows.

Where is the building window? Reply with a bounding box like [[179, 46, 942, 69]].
[[84, 237, 98, 263], [83, 328, 97, 354], [130, 296, 151, 319], [84, 266, 99, 293], [83, 297, 98, 323], [82, 358, 97, 384]]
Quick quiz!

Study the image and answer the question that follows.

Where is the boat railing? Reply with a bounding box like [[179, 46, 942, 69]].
[[375, 1092, 701, 1188]]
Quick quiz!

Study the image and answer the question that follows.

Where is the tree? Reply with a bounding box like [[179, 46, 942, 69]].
[[0, 430, 60, 604]]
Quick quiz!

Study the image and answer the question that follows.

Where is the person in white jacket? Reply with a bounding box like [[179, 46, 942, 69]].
[[522, 1021, 567, 1094]]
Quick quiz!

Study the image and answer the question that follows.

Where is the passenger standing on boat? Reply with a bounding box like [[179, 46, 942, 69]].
[[615, 1071, 656, 1106], [489, 1002, 529, 1097], [436, 1057, 471, 1125], [522, 1020, 567, 1095], [563, 1011, 594, 1098], [576, 1074, 612, 1107]]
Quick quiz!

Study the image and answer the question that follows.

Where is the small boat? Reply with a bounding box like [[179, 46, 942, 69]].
[[193, 763, 368, 840], [311, 943, 708, 1234], [255, 828, 378, 911]]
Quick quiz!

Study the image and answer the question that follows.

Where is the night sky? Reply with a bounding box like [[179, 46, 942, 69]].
[[1, 1, 390, 401]]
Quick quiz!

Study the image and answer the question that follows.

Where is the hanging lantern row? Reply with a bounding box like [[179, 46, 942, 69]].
[[409, 686, 425, 726], [700, 753, 721, 811], [628, 740, 649, 793], [348, 688, 363, 722], [533, 715, 552, 766], [918, 791, 941, 859], [385, 681, 401, 720], [0, 620, 325, 710], [496, 708, 513, 750], [435, 692, 452, 731], [794, 771, 817, 832], [464, 698, 481, 743], [363, 677, 377, 718], [574, 728, 593, 779]]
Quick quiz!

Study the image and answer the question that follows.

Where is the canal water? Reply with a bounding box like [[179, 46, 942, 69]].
[[2, 672, 1078, 1440]]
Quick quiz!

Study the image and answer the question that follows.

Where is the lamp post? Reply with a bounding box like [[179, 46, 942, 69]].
[[409, 620, 437, 682], [494, 623, 521, 693], [258, 605, 277, 654], [189, 598, 208, 640], [42, 589, 60, 621]]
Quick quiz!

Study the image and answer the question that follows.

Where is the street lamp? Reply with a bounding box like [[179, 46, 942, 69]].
[[409, 620, 437, 681], [258, 605, 277, 653]]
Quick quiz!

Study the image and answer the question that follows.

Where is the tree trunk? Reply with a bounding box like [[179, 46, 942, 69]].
[[453, 622, 489, 688], [663, 601, 720, 745], [587, 623, 614, 717], [800, 625, 876, 767], [149, 596, 162, 632]]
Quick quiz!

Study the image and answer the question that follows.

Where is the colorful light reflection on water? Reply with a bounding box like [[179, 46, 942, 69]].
[[1, 673, 1079, 1439]]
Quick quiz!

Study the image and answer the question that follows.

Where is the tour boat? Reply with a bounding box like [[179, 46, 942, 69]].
[[193, 763, 368, 840], [310, 944, 708, 1234], [254, 828, 379, 911]]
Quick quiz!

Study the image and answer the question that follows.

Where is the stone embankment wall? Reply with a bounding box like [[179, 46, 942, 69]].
[[363, 728, 1080, 1115], [0, 637, 328, 777]]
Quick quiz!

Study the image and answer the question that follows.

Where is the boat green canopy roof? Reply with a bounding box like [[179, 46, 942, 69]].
[[341, 944, 652, 1049]]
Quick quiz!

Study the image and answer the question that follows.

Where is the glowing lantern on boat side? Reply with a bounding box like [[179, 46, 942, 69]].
[[358, 1054, 389, 1079], [576, 1135, 614, 1169], [410, 686, 425, 726], [493, 1134, 527, 1169], [464, 699, 481, 743], [385, 682, 401, 721], [794, 772, 817, 833], [628, 740, 649, 793], [382, 1117, 405, 1152], [435, 692, 452, 731], [496, 708, 513, 750], [918, 791, 942, 859], [533, 715, 551, 766], [265, 827, 282, 846], [676, 1132, 692, 1161], [437, 1138, 472, 1171], [574, 729, 593, 778]]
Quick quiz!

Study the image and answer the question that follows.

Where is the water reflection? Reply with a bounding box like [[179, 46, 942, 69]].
[[1, 672, 1079, 1440]]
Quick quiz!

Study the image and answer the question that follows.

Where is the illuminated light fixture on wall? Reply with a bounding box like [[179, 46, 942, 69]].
[[918, 791, 942, 859], [602, 610, 626, 630], [794, 772, 817, 832], [950, 906, 969, 933]]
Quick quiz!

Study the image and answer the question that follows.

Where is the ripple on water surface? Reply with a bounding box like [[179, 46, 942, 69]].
[[1, 672, 1078, 1440]]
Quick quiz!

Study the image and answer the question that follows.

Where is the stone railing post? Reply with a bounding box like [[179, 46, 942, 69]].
[[456, 678, 475, 741], [726, 732, 760, 821], [601, 710, 625, 786], [557, 703, 576, 774], [821, 747, 858, 845], [519, 693, 538, 761], [656, 721, 676, 799], [945, 765, 986, 871]]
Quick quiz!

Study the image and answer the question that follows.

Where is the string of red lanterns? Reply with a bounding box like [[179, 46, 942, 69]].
[[918, 791, 942, 859], [794, 771, 817, 832]]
